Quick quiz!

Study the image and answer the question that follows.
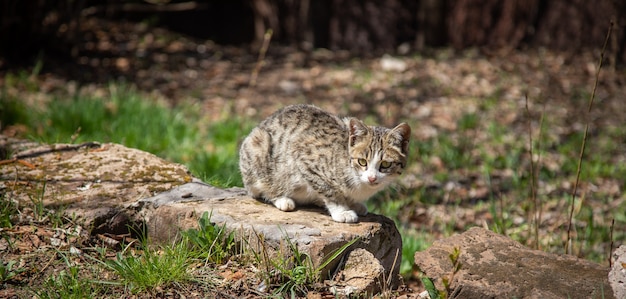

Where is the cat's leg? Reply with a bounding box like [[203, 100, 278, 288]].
[[350, 202, 368, 216], [326, 202, 359, 223], [271, 196, 296, 211], [240, 127, 276, 200]]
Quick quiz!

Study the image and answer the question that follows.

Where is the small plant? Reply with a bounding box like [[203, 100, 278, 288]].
[[0, 260, 25, 283], [270, 238, 316, 296], [28, 181, 47, 223], [279, 235, 359, 296], [0, 193, 17, 228], [442, 247, 462, 295], [249, 229, 359, 296], [565, 20, 612, 255], [420, 275, 442, 299], [182, 211, 236, 264], [31, 252, 101, 299], [33, 266, 98, 299], [104, 241, 192, 294], [419, 246, 462, 299], [400, 230, 429, 277]]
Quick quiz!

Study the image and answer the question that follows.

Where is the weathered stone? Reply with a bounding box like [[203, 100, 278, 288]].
[[0, 136, 191, 232], [331, 248, 386, 296], [137, 181, 403, 294], [609, 245, 626, 299], [414, 227, 613, 299]]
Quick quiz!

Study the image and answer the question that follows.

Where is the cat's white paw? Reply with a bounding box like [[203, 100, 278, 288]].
[[273, 197, 296, 211], [331, 210, 359, 223], [352, 203, 368, 216]]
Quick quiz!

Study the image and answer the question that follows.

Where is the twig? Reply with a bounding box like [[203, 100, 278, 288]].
[[609, 218, 615, 268], [12, 142, 101, 160], [81, 1, 209, 16], [565, 20, 613, 254], [249, 29, 273, 87], [535, 102, 546, 246], [524, 94, 539, 250], [0, 158, 36, 169]]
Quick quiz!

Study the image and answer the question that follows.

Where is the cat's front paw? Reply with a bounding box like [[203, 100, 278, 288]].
[[331, 210, 359, 223], [273, 197, 296, 211]]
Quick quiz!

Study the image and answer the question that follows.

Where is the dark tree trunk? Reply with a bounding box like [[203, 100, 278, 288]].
[[326, 0, 400, 54], [447, 0, 539, 51]]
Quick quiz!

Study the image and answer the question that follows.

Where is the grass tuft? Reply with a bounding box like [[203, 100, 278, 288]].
[[182, 211, 236, 264], [31, 252, 102, 299], [104, 243, 192, 294]]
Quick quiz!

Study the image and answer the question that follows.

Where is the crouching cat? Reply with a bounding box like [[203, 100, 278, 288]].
[[239, 104, 411, 223]]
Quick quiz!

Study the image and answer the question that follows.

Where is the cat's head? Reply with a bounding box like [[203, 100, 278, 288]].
[[347, 118, 411, 188]]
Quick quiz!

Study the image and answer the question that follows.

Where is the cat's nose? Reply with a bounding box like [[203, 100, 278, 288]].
[[368, 176, 377, 183]]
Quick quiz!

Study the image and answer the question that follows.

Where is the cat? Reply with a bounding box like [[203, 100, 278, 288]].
[[239, 104, 411, 223]]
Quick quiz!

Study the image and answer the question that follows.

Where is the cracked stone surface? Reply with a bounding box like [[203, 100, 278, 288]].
[[609, 245, 626, 299], [414, 227, 614, 299], [137, 181, 403, 294]]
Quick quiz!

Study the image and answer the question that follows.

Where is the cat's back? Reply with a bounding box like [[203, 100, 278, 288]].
[[239, 104, 350, 197], [258, 104, 347, 146]]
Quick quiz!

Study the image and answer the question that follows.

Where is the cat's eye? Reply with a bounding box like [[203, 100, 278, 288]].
[[380, 161, 392, 169], [357, 158, 368, 167]]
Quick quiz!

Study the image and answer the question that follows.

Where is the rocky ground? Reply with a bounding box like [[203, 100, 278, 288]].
[[1, 16, 625, 298]]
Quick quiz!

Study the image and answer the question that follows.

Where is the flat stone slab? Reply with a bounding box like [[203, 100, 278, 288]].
[[414, 227, 614, 299], [136, 181, 403, 294]]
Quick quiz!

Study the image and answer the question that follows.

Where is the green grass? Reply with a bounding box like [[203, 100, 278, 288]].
[[31, 253, 102, 299], [182, 211, 236, 264], [104, 243, 193, 294], [34, 266, 99, 299], [0, 193, 17, 228], [0, 260, 25, 283], [1, 83, 252, 187], [399, 230, 430, 277], [250, 231, 360, 296]]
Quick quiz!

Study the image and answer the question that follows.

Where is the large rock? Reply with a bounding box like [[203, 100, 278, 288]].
[[136, 181, 403, 295], [0, 136, 191, 234], [609, 245, 626, 299], [414, 227, 613, 299]]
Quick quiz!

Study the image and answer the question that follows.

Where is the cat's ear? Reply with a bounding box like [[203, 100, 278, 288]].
[[349, 118, 368, 146], [391, 123, 411, 154]]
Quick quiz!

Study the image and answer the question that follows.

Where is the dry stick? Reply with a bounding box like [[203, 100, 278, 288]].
[[565, 20, 613, 255], [536, 103, 546, 243], [524, 94, 539, 250], [249, 29, 273, 87], [609, 218, 615, 268]]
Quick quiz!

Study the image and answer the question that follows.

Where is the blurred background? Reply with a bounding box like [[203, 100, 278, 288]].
[[2, 0, 625, 62], [1, 0, 625, 295]]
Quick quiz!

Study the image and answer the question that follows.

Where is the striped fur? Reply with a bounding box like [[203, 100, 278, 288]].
[[239, 104, 411, 223]]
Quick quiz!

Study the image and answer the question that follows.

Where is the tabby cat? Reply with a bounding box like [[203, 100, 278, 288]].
[[239, 104, 411, 223]]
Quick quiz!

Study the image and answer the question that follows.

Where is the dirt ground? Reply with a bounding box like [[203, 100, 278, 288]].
[[1, 16, 625, 298]]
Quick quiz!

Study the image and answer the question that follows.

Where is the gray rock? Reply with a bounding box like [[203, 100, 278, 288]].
[[331, 248, 387, 296], [0, 137, 191, 233], [138, 182, 403, 294], [609, 245, 626, 299], [414, 227, 613, 299]]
